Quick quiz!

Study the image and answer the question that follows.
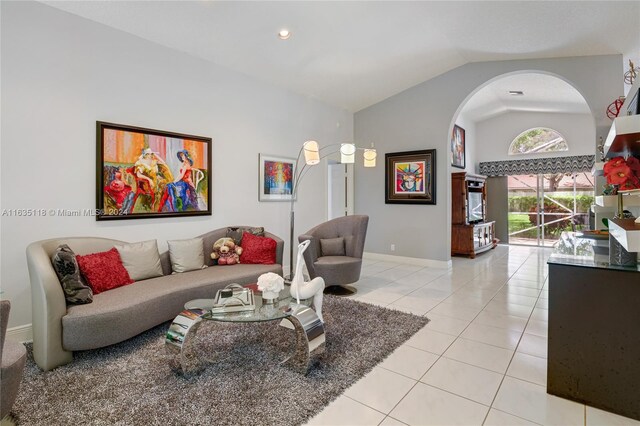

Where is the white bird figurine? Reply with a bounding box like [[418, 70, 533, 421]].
[[290, 240, 324, 322]]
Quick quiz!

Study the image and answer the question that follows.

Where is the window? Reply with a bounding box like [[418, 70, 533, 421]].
[[508, 128, 568, 155]]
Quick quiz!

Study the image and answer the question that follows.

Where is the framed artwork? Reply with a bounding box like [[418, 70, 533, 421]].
[[96, 121, 212, 220], [451, 124, 466, 169], [258, 154, 295, 201], [385, 149, 436, 204]]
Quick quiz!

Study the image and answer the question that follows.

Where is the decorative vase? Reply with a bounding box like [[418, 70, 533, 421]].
[[261, 290, 279, 303]]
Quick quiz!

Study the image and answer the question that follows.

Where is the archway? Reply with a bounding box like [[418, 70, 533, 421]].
[[448, 71, 596, 247]]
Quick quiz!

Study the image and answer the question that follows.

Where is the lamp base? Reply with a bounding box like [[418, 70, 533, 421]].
[[323, 285, 357, 297]]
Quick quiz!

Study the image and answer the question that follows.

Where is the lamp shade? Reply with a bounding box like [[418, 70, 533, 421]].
[[340, 143, 356, 164], [364, 148, 377, 167], [303, 140, 320, 165]]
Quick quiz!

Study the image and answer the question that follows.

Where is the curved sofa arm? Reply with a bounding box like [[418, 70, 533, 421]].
[[264, 231, 284, 267], [297, 233, 319, 279], [26, 242, 72, 371]]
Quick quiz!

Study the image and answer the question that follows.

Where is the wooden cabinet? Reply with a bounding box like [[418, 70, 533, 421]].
[[452, 222, 496, 258], [451, 172, 497, 258]]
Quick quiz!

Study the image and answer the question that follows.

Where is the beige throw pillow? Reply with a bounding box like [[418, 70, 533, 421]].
[[114, 240, 164, 281], [320, 237, 346, 256], [167, 237, 207, 273]]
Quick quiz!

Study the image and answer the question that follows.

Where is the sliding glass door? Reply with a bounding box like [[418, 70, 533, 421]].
[[507, 173, 594, 246]]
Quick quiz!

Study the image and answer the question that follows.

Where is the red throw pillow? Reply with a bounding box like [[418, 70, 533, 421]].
[[76, 248, 134, 294], [240, 232, 277, 265]]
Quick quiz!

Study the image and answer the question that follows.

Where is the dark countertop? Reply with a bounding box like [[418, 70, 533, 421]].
[[547, 232, 640, 272]]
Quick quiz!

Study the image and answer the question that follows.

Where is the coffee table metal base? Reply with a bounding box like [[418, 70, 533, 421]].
[[165, 305, 325, 376]]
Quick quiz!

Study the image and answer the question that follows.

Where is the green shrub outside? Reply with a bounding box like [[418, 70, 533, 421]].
[[507, 195, 594, 241], [508, 195, 594, 214]]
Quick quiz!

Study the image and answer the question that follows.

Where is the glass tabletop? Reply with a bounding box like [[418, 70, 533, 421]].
[[184, 286, 309, 323], [547, 232, 640, 272]]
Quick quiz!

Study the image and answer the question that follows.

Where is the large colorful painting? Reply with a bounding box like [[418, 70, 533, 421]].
[[258, 154, 295, 201], [451, 124, 466, 169], [385, 150, 436, 204], [96, 122, 212, 220]]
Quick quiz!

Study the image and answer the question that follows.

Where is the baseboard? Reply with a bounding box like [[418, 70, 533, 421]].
[[363, 252, 452, 269], [6, 323, 33, 343]]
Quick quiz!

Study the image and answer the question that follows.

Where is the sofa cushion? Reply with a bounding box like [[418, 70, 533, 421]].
[[320, 237, 346, 256], [168, 238, 206, 273], [62, 263, 282, 351], [114, 240, 163, 281], [226, 227, 265, 245], [76, 248, 133, 294], [240, 233, 276, 265], [51, 244, 93, 305]]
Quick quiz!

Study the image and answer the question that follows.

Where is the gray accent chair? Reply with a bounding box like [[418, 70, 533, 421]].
[[298, 215, 369, 296], [1, 300, 27, 421]]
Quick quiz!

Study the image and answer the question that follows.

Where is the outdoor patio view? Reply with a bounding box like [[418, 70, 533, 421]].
[[508, 173, 594, 246]]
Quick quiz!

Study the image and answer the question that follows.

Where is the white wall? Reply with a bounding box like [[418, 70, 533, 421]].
[[474, 111, 596, 169], [0, 1, 353, 329], [354, 55, 621, 262]]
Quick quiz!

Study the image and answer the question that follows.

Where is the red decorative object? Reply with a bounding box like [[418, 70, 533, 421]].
[[239, 232, 276, 265], [76, 248, 134, 294], [604, 156, 640, 190], [606, 97, 626, 120]]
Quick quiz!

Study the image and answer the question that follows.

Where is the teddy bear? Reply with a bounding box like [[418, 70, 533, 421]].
[[211, 237, 243, 265]]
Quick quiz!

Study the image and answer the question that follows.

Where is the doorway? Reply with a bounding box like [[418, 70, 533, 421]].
[[327, 162, 348, 220], [507, 173, 594, 246]]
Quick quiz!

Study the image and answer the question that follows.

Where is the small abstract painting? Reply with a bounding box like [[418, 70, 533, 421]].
[[451, 124, 466, 169], [259, 154, 295, 201], [96, 122, 212, 220], [385, 150, 436, 204]]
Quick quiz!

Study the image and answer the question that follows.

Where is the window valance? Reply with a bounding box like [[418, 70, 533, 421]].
[[478, 155, 595, 177]]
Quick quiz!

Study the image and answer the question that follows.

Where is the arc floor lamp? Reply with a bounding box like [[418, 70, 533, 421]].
[[288, 141, 377, 279]]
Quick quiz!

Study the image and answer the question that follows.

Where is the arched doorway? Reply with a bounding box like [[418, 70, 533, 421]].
[[450, 72, 596, 246]]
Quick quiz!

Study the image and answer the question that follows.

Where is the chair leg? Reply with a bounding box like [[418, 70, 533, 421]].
[[323, 285, 357, 296]]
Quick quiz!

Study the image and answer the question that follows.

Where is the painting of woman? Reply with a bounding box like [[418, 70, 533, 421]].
[[159, 150, 201, 212], [98, 122, 211, 219], [132, 148, 173, 211]]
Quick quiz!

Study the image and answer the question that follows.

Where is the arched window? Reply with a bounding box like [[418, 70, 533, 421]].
[[508, 128, 569, 155]]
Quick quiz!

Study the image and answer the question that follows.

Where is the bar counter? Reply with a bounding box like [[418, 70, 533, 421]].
[[547, 232, 640, 421]]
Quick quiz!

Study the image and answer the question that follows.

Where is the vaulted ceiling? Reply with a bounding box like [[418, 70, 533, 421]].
[[43, 1, 640, 112], [460, 73, 592, 122]]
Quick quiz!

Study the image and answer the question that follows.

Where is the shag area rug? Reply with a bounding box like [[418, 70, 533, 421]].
[[13, 296, 429, 425]]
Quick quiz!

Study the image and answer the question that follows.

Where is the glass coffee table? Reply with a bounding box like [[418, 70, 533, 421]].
[[165, 286, 325, 375]]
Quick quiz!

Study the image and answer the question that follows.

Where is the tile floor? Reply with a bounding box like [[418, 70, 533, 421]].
[[306, 245, 640, 426]]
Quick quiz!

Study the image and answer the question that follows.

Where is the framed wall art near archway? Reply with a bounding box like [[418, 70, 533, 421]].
[[451, 124, 465, 169], [385, 149, 436, 205]]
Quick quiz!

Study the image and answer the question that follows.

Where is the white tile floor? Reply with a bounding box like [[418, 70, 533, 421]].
[[306, 245, 640, 426]]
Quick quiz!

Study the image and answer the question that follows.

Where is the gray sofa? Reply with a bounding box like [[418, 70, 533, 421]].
[[26, 227, 283, 371]]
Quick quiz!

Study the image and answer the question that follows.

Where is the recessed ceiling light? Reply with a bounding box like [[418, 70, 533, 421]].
[[509, 90, 524, 96], [278, 29, 291, 40]]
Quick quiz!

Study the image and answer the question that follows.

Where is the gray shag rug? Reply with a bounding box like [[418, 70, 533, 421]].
[[13, 296, 429, 425]]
